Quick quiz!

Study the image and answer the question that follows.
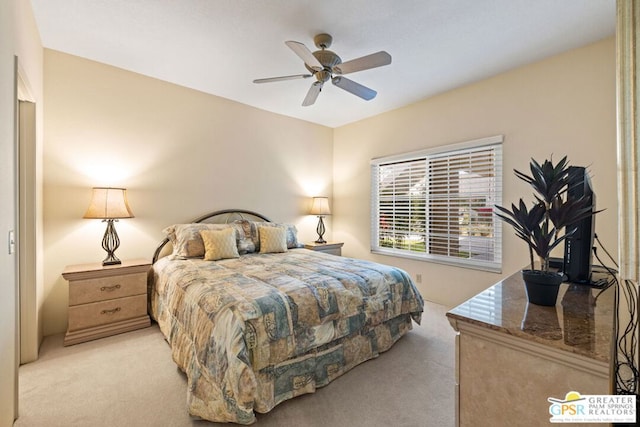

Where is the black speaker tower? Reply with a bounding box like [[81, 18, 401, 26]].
[[563, 166, 596, 284]]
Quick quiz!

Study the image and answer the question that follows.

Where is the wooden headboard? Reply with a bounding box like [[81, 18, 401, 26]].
[[152, 209, 271, 263]]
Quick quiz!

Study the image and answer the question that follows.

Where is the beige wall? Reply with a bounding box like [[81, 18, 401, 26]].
[[333, 38, 617, 308], [43, 50, 333, 335]]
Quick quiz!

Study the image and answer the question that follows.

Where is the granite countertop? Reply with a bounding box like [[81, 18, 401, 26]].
[[446, 270, 615, 363]]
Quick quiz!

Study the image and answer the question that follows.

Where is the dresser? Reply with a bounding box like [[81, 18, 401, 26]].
[[446, 270, 615, 427], [63, 258, 151, 346], [304, 242, 344, 256]]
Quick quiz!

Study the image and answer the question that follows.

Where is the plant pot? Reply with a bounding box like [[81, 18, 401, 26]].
[[522, 269, 563, 306]]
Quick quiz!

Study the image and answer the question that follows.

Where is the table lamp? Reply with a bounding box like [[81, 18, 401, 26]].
[[84, 187, 134, 265], [309, 196, 331, 244]]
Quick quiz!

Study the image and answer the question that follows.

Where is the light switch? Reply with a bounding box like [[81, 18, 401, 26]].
[[8, 230, 15, 254]]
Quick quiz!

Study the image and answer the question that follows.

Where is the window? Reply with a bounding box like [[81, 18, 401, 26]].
[[370, 135, 503, 272]]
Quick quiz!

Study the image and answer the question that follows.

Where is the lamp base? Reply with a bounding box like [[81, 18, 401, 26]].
[[101, 219, 122, 266], [315, 216, 327, 244]]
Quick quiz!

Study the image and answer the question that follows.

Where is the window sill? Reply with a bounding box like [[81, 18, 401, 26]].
[[371, 249, 502, 273]]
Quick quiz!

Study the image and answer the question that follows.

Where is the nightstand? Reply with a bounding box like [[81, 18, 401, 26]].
[[62, 258, 151, 346], [304, 242, 344, 256]]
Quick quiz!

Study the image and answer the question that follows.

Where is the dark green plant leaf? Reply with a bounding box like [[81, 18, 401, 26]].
[[495, 200, 545, 246], [548, 195, 594, 229], [514, 156, 570, 204]]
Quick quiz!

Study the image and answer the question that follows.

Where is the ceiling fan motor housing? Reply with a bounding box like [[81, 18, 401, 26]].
[[305, 50, 342, 76]]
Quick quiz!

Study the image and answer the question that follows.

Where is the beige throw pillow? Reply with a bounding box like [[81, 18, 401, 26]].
[[258, 226, 288, 254], [163, 223, 231, 258], [200, 228, 240, 261]]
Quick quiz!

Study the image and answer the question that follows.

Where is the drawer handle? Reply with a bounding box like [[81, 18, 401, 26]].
[[100, 307, 121, 315], [100, 284, 121, 292]]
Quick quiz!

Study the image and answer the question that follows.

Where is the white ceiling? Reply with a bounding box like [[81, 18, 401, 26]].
[[30, 0, 615, 128]]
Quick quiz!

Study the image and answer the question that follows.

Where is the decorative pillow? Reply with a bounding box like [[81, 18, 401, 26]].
[[163, 223, 231, 258], [258, 225, 288, 254], [200, 228, 240, 261], [232, 220, 257, 254], [266, 222, 301, 249], [240, 221, 301, 251]]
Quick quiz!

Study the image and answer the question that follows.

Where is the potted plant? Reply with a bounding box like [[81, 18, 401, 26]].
[[495, 156, 597, 306]]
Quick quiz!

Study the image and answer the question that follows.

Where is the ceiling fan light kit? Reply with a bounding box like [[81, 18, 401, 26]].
[[253, 33, 392, 106]]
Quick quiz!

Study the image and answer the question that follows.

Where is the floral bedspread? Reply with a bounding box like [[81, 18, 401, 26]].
[[150, 249, 424, 424]]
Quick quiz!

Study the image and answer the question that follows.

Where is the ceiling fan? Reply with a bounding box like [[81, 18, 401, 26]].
[[253, 33, 392, 106]]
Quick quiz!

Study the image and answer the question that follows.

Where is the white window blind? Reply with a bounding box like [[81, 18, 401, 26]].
[[371, 135, 503, 272]]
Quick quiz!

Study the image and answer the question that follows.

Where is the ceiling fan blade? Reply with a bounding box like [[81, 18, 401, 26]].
[[285, 41, 323, 71], [302, 81, 323, 106], [331, 76, 377, 100], [253, 74, 312, 84], [334, 51, 392, 75]]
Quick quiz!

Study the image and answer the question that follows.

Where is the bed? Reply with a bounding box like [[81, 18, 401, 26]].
[[149, 209, 424, 424]]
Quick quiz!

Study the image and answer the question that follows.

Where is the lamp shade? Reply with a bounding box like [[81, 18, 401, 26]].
[[310, 197, 331, 216], [83, 187, 134, 219]]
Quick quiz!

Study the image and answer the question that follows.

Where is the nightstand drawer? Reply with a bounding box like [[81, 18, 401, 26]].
[[68, 294, 147, 331], [68, 272, 147, 305]]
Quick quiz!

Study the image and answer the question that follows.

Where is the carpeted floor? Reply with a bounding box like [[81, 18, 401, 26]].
[[15, 301, 455, 427]]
